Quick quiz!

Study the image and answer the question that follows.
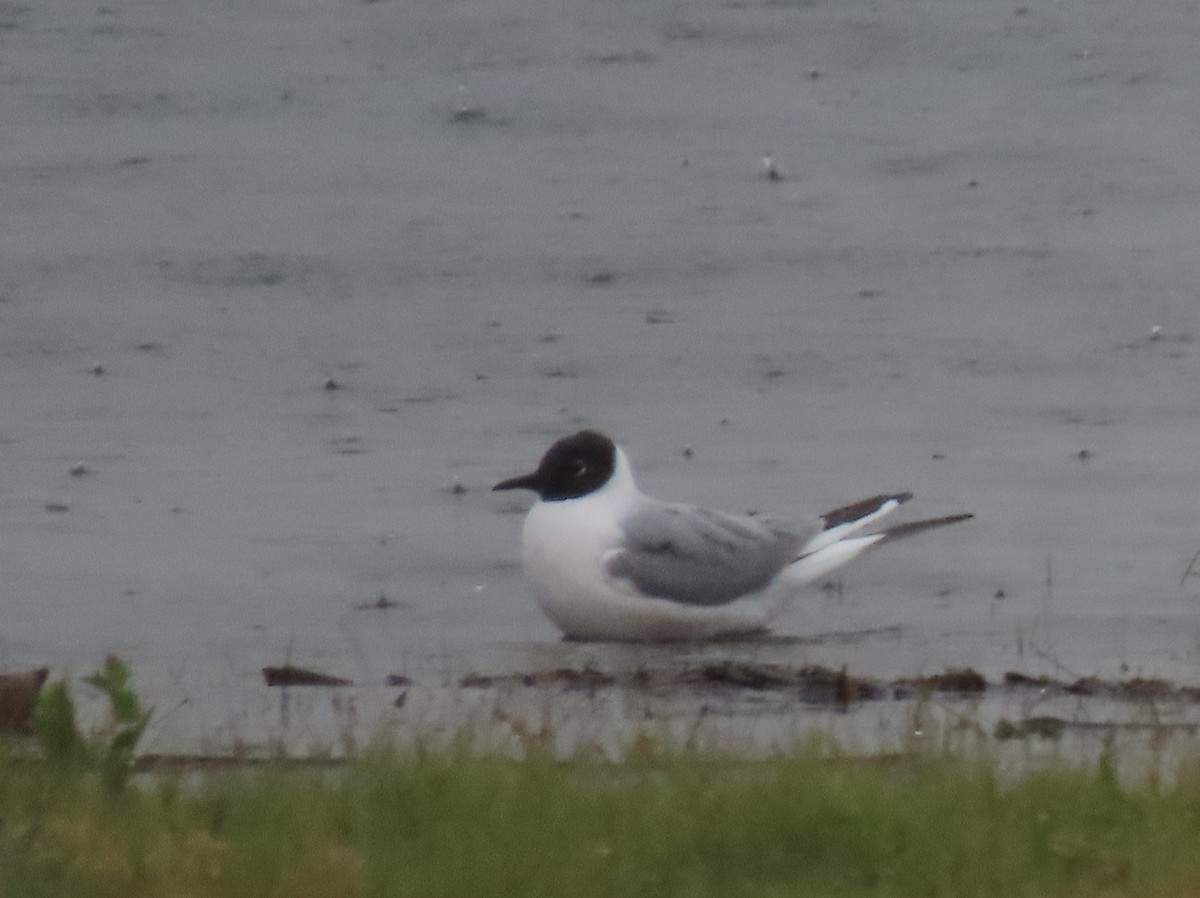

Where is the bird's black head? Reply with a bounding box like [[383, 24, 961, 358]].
[[493, 430, 617, 501]]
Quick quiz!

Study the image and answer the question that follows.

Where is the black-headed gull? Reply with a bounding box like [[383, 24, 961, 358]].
[[494, 430, 972, 642]]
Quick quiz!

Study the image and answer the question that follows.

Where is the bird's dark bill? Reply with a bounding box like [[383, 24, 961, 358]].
[[492, 472, 541, 492]]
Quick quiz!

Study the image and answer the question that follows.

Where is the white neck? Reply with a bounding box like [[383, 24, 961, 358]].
[[604, 445, 639, 498]]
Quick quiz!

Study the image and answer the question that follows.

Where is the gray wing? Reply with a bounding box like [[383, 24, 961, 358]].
[[606, 501, 813, 606]]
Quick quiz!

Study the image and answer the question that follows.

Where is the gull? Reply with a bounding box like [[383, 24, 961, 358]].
[[494, 430, 972, 642]]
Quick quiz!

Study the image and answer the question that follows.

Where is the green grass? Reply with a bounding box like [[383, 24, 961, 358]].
[[4, 746, 1200, 897], [7, 659, 1200, 897]]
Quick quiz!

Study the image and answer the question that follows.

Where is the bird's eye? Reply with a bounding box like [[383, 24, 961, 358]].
[[572, 459, 588, 477]]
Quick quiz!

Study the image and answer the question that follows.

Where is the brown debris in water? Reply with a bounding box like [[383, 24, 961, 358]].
[[1002, 671, 1054, 689], [451, 664, 1200, 709], [900, 668, 988, 694], [679, 662, 886, 704], [461, 667, 616, 692], [0, 667, 50, 733], [692, 662, 800, 690], [1004, 671, 1200, 703], [262, 665, 352, 687], [457, 663, 976, 707]]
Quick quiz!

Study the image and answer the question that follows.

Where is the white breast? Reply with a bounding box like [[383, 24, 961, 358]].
[[521, 486, 628, 634], [519, 476, 773, 642]]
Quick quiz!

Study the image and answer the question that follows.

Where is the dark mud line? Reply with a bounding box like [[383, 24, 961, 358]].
[[457, 662, 986, 707], [455, 663, 1200, 710]]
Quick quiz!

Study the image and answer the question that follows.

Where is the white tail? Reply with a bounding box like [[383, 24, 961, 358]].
[[780, 495, 973, 589], [780, 534, 889, 587], [799, 492, 911, 558]]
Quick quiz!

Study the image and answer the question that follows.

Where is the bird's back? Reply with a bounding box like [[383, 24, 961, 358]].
[[605, 499, 810, 606]]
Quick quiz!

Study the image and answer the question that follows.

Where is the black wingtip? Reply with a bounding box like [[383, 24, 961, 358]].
[[875, 512, 974, 545], [820, 492, 912, 530]]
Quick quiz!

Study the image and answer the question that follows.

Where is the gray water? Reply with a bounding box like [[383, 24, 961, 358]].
[[2, 0, 1200, 757]]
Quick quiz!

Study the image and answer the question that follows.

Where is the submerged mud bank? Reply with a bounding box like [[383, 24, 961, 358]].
[[457, 662, 1200, 709]]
